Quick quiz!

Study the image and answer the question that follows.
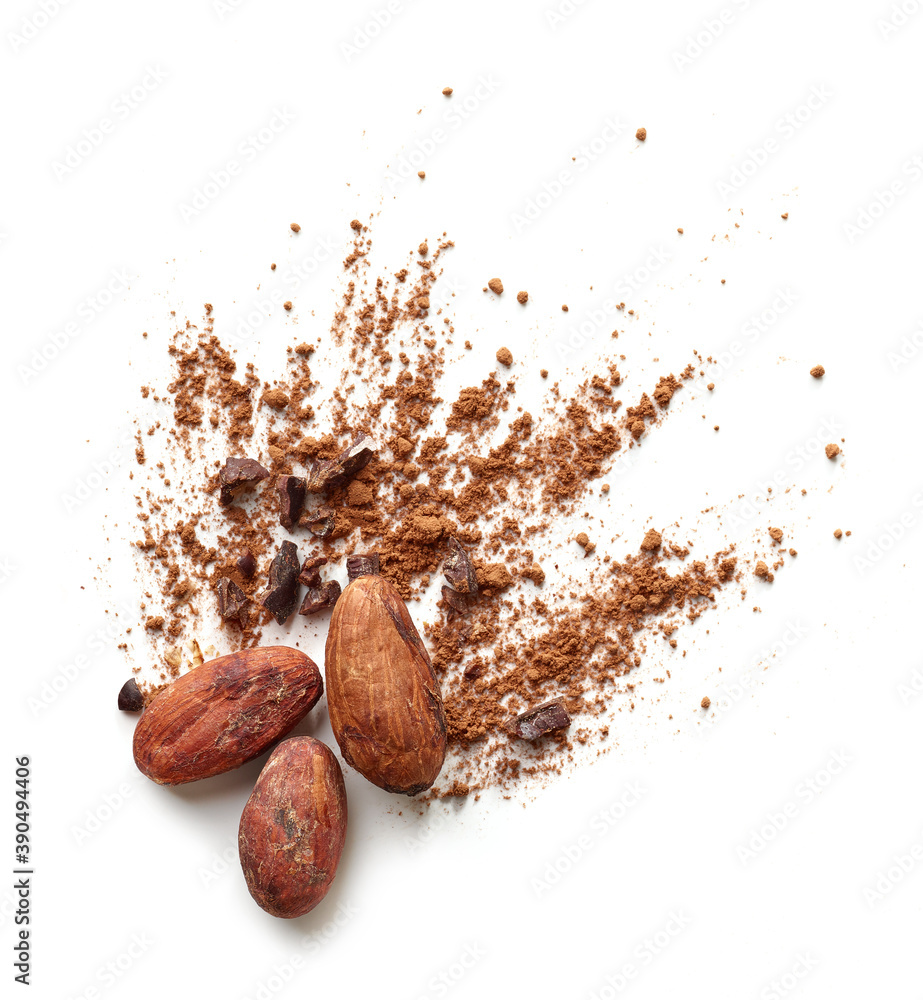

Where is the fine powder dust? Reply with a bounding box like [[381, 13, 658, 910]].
[[121, 222, 783, 798]]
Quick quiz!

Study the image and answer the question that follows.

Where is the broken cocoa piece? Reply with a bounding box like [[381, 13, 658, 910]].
[[441, 585, 475, 615], [337, 434, 376, 478], [298, 581, 342, 615], [117, 677, 145, 712], [507, 699, 571, 740], [298, 555, 329, 588], [216, 577, 248, 622], [305, 458, 347, 494], [218, 457, 269, 506], [347, 553, 380, 581], [443, 537, 478, 595], [237, 550, 257, 579], [260, 541, 301, 624], [276, 475, 306, 530], [299, 506, 335, 538]]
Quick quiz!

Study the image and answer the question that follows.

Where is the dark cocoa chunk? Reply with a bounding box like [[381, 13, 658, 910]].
[[337, 434, 376, 478], [276, 475, 306, 530], [298, 555, 329, 588], [237, 550, 257, 579], [347, 553, 380, 581], [218, 457, 269, 506], [442, 585, 475, 615], [507, 699, 571, 740], [299, 506, 335, 538], [298, 581, 342, 615], [216, 577, 248, 622], [260, 541, 301, 624], [305, 458, 347, 494], [117, 678, 145, 712], [443, 537, 478, 596]]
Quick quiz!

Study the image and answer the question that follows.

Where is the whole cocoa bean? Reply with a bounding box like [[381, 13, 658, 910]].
[[325, 574, 446, 794], [239, 737, 347, 918], [132, 647, 322, 785]]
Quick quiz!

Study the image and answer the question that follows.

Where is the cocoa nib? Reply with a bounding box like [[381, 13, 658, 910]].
[[507, 699, 571, 740], [216, 577, 248, 622], [276, 475, 306, 530], [237, 549, 257, 579], [441, 585, 475, 615], [117, 677, 145, 712], [305, 458, 347, 494], [219, 457, 270, 506], [299, 581, 342, 615], [347, 553, 380, 581], [443, 537, 478, 596], [260, 540, 301, 624], [305, 435, 377, 493], [337, 434, 376, 478], [298, 555, 329, 588], [298, 506, 335, 538]]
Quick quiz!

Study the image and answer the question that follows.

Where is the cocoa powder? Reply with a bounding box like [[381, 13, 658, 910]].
[[121, 222, 783, 795]]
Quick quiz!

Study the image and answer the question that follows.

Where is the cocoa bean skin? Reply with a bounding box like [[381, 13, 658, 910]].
[[325, 574, 446, 795], [132, 647, 323, 785], [239, 737, 347, 919]]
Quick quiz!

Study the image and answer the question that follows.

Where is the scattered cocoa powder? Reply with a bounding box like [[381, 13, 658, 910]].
[[120, 221, 784, 796]]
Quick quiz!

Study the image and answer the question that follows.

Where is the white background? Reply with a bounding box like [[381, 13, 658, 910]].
[[4, 0, 923, 997]]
